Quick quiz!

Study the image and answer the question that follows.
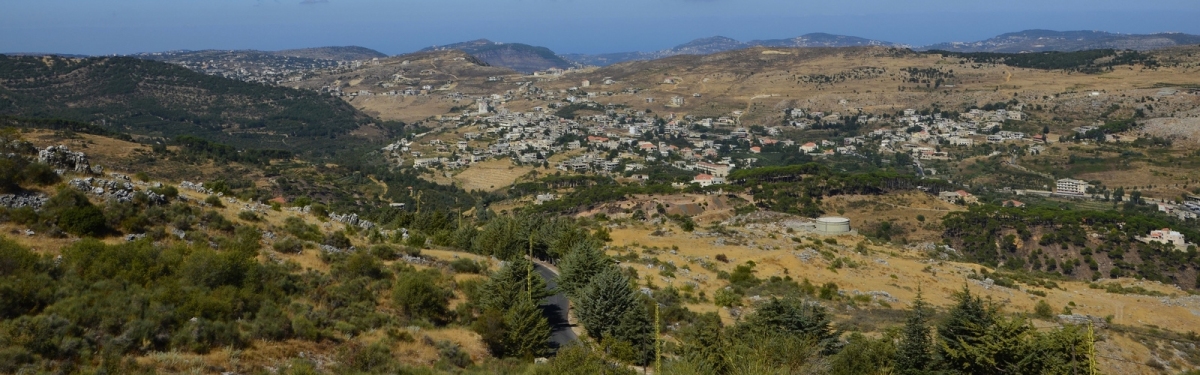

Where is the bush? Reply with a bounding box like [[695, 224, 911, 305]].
[[406, 233, 427, 248], [283, 217, 322, 242], [393, 270, 449, 323], [272, 236, 304, 253], [150, 185, 179, 199], [368, 244, 397, 259], [819, 282, 839, 300], [204, 195, 224, 208], [323, 231, 352, 249], [237, 210, 260, 222], [449, 258, 486, 274], [21, 163, 60, 186], [1033, 300, 1054, 320], [58, 205, 108, 237]]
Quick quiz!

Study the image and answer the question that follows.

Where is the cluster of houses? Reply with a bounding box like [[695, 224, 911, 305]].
[[865, 108, 1031, 156]]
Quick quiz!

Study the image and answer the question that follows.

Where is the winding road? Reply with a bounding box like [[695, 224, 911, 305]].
[[533, 262, 578, 351]]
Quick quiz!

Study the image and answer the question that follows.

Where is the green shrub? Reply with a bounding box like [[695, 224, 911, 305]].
[[449, 258, 485, 274], [323, 231, 352, 249], [204, 195, 224, 208], [237, 210, 260, 222], [1033, 300, 1054, 320], [59, 205, 107, 237], [393, 270, 449, 324], [273, 237, 304, 254], [283, 217, 322, 242], [21, 163, 59, 186], [150, 185, 179, 199], [368, 244, 397, 259], [406, 233, 427, 248]]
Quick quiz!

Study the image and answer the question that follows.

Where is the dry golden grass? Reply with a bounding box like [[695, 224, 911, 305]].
[[452, 159, 533, 192], [605, 223, 1200, 335], [825, 192, 964, 242]]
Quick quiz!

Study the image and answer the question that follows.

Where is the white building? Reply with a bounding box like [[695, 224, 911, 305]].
[[1055, 178, 1090, 196], [1146, 228, 1188, 249], [691, 173, 725, 187], [694, 162, 732, 178]]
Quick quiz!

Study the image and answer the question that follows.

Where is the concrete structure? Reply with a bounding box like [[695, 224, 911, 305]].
[[694, 162, 732, 178], [939, 190, 979, 205], [1144, 228, 1188, 250], [815, 216, 851, 234], [691, 173, 725, 187], [1055, 178, 1090, 196]]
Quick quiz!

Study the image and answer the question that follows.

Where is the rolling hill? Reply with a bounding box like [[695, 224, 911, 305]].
[[0, 54, 376, 154], [562, 33, 898, 66], [421, 39, 573, 73], [923, 29, 1200, 53]]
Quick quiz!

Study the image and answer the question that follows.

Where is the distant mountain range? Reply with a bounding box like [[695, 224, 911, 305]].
[[419, 39, 574, 74], [562, 33, 899, 66], [131, 46, 387, 63], [12, 29, 1199, 75]]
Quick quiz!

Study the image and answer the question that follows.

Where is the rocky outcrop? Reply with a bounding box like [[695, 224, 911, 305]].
[[69, 177, 166, 204], [37, 145, 97, 174], [0, 194, 48, 209]]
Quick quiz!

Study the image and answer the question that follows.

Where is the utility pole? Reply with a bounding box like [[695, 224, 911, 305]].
[[528, 233, 534, 301], [1087, 322, 1097, 375], [655, 302, 662, 375]]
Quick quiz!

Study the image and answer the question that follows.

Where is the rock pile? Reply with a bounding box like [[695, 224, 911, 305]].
[[329, 212, 376, 230], [69, 177, 167, 204], [0, 194, 49, 209], [180, 181, 213, 195], [37, 145, 97, 174], [1056, 314, 1107, 328]]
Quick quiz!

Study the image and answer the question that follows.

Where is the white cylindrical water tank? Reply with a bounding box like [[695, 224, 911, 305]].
[[815, 216, 851, 234]]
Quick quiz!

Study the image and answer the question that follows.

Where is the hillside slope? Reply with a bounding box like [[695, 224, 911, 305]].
[[0, 55, 374, 154], [924, 29, 1200, 52], [421, 39, 573, 73], [563, 33, 897, 66]]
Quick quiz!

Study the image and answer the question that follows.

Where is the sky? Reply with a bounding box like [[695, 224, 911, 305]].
[[3, 0, 1200, 56]]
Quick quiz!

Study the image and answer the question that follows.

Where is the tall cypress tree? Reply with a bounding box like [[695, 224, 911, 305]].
[[894, 288, 933, 374]]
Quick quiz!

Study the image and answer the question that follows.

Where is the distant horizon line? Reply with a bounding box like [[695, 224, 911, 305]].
[[4, 28, 1200, 58]]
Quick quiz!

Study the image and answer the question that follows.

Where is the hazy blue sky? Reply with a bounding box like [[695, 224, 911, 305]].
[[3, 0, 1199, 55]]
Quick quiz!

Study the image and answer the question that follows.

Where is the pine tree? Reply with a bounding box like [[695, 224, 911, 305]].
[[741, 297, 836, 352], [612, 302, 654, 365], [558, 241, 613, 298], [937, 285, 1001, 374], [577, 268, 638, 340], [478, 257, 552, 312], [504, 296, 551, 359], [894, 288, 932, 374]]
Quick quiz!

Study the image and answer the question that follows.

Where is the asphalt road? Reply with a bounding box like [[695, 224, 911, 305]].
[[533, 262, 578, 351]]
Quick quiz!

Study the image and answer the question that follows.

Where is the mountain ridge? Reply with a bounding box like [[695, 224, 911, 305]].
[[419, 39, 573, 73], [562, 33, 898, 66], [921, 29, 1200, 53]]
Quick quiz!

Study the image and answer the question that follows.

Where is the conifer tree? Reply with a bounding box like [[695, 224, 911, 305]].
[[612, 302, 655, 365], [894, 288, 933, 374], [478, 257, 551, 312], [577, 268, 638, 339], [504, 296, 551, 359], [558, 241, 613, 297]]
